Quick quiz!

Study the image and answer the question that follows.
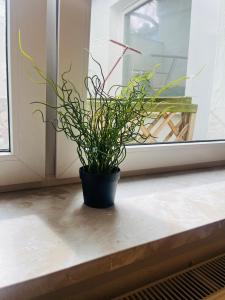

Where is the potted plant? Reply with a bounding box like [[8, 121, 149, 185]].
[[19, 32, 186, 208]]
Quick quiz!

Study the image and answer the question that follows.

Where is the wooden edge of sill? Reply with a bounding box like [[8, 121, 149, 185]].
[[1, 220, 225, 300]]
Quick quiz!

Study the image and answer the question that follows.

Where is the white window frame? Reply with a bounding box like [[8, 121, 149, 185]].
[[0, 0, 47, 186], [1, 0, 224, 188], [56, 0, 91, 179], [56, 0, 225, 179]]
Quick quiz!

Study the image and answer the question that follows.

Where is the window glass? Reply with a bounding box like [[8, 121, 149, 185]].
[[123, 0, 191, 96], [0, 0, 9, 151], [89, 0, 225, 144]]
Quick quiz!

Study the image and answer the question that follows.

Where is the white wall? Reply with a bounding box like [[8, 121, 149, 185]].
[[185, 0, 223, 140], [207, 0, 225, 140]]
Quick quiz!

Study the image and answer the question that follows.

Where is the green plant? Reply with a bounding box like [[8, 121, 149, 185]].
[[19, 32, 187, 174]]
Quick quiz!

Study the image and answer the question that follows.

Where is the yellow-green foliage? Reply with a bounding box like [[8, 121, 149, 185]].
[[19, 31, 187, 174]]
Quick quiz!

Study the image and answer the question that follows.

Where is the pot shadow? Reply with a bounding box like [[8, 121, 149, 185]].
[[0, 180, 197, 263], [0, 184, 125, 259], [41, 200, 122, 258]]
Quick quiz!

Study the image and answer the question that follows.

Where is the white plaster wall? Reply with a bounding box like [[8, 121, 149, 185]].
[[207, 0, 225, 140], [185, 0, 223, 140]]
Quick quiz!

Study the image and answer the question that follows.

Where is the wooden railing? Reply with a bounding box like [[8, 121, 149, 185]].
[[137, 97, 198, 143], [88, 96, 198, 143]]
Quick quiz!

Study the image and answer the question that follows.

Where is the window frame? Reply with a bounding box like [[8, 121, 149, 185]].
[[1, 0, 225, 189], [0, 0, 47, 187], [56, 0, 225, 179]]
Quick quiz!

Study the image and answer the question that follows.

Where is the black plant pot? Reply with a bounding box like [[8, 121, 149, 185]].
[[79, 167, 120, 209]]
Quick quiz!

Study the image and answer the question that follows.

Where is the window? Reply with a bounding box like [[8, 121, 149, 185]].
[[0, 0, 9, 151], [1, 0, 225, 187], [89, 0, 225, 145], [123, 0, 191, 96], [56, 0, 225, 179], [0, 0, 46, 187]]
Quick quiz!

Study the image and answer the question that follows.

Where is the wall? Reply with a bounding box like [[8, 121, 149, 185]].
[[207, 0, 225, 140], [185, 0, 223, 140]]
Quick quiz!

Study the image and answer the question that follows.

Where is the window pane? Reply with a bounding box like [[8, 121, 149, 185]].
[[123, 0, 191, 96], [0, 0, 9, 151], [89, 0, 225, 144]]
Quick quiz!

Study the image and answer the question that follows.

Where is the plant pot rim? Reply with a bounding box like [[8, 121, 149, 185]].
[[79, 167, 120, 178], [79, 166, 120, 176]]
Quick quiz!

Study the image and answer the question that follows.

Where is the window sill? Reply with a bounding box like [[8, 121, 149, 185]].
[[1, 167, 225, 299]]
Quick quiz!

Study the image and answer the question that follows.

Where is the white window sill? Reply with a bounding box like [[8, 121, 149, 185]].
[[0, 167, 225, 298]]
